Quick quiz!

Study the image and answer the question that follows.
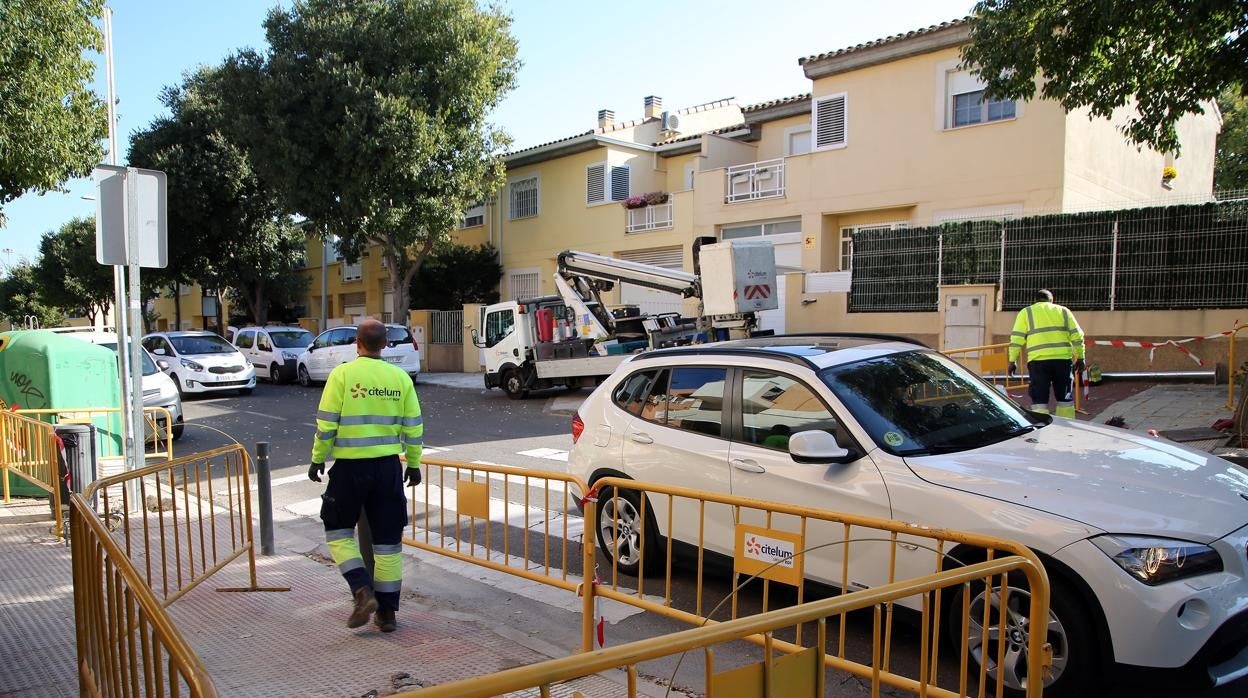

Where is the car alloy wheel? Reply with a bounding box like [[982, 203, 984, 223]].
[[594, 485, 657, 578]]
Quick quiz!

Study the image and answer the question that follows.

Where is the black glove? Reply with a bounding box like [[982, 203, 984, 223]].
[[1007, 362, 1017, 376], [308, 461, 324, 483], [404, 467, 422, 487], [1073, 358, 1086, 375]]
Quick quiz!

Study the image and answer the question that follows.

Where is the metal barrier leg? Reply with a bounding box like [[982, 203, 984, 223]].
[[255, 443, 274, 556]]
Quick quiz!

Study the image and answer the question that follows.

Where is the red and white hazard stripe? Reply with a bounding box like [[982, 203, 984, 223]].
[[1087, 324, 1243, 369]]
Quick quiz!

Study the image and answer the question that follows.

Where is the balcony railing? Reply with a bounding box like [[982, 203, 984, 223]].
[[625, 202, 674, 233], [725, 158, 786, 203]]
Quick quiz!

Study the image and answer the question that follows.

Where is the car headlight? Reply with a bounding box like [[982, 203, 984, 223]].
[[180, 358, 204, 372], [1092, 534, 1224, 586]]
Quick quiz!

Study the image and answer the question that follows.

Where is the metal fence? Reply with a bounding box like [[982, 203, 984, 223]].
[[0, 409, 62, 538], [851, 199, 1248, 312], [429, 310, 463, 344]]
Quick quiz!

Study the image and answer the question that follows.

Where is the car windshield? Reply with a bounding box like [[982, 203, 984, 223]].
[[269, 330, 313, 348], [819, 350, 1039, 456], [169, 335, 235, 355]]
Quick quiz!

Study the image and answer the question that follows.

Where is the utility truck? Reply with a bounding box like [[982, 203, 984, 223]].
[[473, 239, 777, 398]]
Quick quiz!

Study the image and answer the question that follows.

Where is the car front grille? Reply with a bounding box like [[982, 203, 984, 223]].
[[208, 365, 244, 374], [199, 379, 250, 388]]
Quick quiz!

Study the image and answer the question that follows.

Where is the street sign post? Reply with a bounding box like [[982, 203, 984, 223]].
[[93, 165, 168, 479]]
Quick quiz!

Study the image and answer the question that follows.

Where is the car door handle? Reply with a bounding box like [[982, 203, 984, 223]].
[[731, 459, 766, 473], [630, 433, 654, 444]]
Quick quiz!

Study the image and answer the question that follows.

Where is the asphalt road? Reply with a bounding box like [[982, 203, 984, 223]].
[[173, 377, 1242, 698]]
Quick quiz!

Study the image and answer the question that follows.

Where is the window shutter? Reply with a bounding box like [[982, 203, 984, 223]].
[[586, 163, 606, 204], [609, 165, 630, 201], [814, 94, 847, 149], [619, 246, 683, 269]]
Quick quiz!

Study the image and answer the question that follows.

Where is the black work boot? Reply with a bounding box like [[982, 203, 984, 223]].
[[375, 609, 396, 633], [348, 587, 378, 628]]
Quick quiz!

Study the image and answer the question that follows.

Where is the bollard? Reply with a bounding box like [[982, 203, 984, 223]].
[[255, 442, 275, 556]]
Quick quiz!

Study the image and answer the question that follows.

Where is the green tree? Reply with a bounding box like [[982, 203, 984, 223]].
[[34, 217, 115, 324], [128, 66, 306, 325], [230, 0, 520, 318], [409, 243, 502, 310], [962, 0, 1248, 154], [0, 0, 108, 225], [0, 262, 65, 328], [1216, 86, 1248, 191]]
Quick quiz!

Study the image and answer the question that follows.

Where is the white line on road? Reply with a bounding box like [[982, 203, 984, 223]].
[[517, 447, 569, 462], [241, 410, 288, 421]]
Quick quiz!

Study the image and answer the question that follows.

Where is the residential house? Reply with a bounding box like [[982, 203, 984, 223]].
[[149, 282, 231, 334]]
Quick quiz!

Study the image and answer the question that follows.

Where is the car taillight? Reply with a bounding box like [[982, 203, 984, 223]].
[[571, 413, 585, 444]]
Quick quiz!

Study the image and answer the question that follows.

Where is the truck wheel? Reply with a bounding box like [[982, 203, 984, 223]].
[[502, 368, 528, 399]]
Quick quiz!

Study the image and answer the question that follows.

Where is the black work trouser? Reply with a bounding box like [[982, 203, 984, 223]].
[[1027, 358, 1073, 411], [320, 455, 408, 611]]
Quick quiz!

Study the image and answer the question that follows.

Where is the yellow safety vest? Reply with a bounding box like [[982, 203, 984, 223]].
[[1008, 302, 1085, 363], [311, 356, 423, 465]]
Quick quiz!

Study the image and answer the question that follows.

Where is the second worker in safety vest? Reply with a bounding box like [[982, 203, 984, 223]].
[[308, 318, 423, 633], [1008, 289, 1086, 418]]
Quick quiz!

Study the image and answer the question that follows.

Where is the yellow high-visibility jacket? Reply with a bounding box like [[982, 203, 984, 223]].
[[1008, 301, 1085, 363], [311, 356, 423, 466]]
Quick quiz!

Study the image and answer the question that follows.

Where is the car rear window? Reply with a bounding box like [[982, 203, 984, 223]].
[[386, 326, 412, 347]]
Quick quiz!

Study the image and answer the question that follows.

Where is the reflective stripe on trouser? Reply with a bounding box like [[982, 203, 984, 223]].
[[1055, 402, 1076, 418], [320, 455, 409, 610]]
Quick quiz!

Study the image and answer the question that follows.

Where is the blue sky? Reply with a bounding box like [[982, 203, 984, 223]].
[[1, 0, 973, 268]]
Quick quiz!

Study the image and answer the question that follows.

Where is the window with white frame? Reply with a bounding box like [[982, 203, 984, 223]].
[[509, 176, 539, 219], [459, 203, 485, 228], [509, 269, 540, 300], [178, 283, 191, 296], [839, 222, 908, 273], [586, 162, 630, 204], [813, 93, 847, 150], [785, 126, 812, 156], [946, 69, 1015, 128], [721, 219, 802, 240], [325, 237, 343, 263]]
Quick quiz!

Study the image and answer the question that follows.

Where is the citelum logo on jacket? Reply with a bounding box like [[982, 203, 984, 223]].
[[350, 383, 402, 400]]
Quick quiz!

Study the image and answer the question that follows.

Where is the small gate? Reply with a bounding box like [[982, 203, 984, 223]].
[[426, 310, 463, 372]]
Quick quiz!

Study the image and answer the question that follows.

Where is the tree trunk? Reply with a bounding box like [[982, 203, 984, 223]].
[[252, 281, 267, 325], [214, 289, 224, 335], [172, 283, 182, 331]]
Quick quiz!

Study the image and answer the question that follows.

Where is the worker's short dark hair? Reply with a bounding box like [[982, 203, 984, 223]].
[[1036, 289, 1053, 302], [357, 319, 388, 352]]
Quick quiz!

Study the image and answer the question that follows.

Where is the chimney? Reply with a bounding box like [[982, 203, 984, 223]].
[[644, 95, 663, 120], [597, 109, 615, 130]]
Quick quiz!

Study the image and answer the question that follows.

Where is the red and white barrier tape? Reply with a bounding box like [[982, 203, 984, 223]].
[[1088, 325, 1243, 369]]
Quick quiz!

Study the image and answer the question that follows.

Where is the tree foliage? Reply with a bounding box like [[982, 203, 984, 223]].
[[0, 0, 108, 225], [128, 66, 306, 325], [1216, 86, 1248, 191], [229, 0, 520, 317], [962, 0, 1248, 154], [409, 243, 502, 310], [34, 217, 114, 323], [0, 262, 65, 328]]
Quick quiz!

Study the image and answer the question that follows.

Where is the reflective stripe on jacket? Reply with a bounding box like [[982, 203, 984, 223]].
[[311, 356, 423, 465], [1008, 301, 1085, 363]]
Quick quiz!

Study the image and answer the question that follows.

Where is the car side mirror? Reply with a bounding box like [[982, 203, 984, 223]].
[[789, 430, 857, 464], [157, 360, 170, 370], [471, 329, 484, 348], [307, 345, 316, 353], [153, 347, 166, 355]]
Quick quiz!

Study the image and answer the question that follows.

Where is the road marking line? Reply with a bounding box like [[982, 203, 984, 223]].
[[517, 447, 569, 462], [269, 473, 308, 487], [241, 410, 288, 421]]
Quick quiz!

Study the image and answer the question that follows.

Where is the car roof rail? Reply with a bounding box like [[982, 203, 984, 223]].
[[752, 332, 928, 348], [637, 345, 820, 369]]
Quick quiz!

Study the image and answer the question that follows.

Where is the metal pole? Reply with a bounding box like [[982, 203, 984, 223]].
[[320, 234, 328, 333], [1109, 219, 1119, 311], [255, 442, 274, 555]]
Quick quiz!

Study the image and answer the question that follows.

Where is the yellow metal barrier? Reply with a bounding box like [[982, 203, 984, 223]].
[[584, 477, 1050, 698], [70, 492, 218, 697], [403, 456, 597, 651], [83, 444, 288, 605], [400, 556, 1041, 698], [18, 405, 176, 465], [0, 409, 63, 537]]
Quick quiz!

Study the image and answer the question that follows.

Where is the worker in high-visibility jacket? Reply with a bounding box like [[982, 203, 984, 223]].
[[1008, 289, 1086, 418], [307, 318, 423, 633]]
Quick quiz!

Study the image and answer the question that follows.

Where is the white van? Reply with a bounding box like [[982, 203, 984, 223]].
[[233, 326, 314, 384]]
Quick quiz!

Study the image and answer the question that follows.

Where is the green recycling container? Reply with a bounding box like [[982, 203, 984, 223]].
[[0, 330, 121, 497]]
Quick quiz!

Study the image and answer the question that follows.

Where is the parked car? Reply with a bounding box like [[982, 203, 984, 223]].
[[233, 326, 314, 384], [296, 323, 420, 386], [141, 331, 256, 396], [56, 330, 185, 440], [569, 334, 1248, 697]]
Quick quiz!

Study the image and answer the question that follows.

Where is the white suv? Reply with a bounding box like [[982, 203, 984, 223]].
[[233, 326, 314, 385], [142, 331, 257, 396], [569, 334, 1248, 697], [296, 323, 420, 386]]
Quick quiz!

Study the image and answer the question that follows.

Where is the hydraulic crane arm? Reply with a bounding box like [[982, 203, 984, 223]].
[[556, 250, 700, 297]]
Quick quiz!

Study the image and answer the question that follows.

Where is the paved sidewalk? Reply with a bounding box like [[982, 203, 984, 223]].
[[0, 381, 1239, 697]]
